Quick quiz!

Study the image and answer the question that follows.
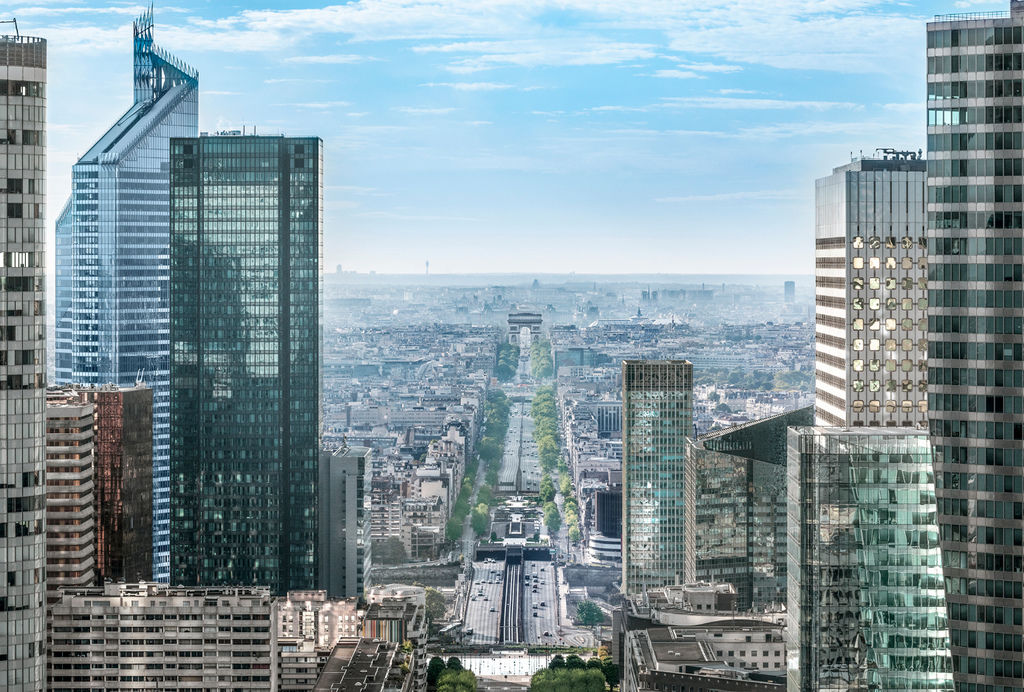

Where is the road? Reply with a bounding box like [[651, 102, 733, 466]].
[[522, 560, 558, 645], [499, 561, 522, 643], [465, 559, 504, 646]]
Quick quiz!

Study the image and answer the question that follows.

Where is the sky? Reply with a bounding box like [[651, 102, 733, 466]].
[[15, 0, 1007, 275]]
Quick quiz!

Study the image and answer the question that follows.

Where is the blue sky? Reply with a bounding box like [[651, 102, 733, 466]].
[[19, 0, 1004, 275]]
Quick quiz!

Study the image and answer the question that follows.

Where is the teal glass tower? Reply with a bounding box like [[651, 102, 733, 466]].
[[621, 360, 694, 597], [787, 427, 953, 691], [169, 134, 323, 593], [54, 8, 198, 582]]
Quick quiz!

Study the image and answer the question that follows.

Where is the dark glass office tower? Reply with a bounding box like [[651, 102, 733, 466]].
[[928, 4, 1024, 689], [54, 9, 198, 582], [1, 32, 47, 692], [169, 134, 323, 594]]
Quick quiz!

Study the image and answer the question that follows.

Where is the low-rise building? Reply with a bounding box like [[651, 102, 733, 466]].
[[313, 637, 411, 692], [276, 590, 362, 647], [364, 585, 427, 691]]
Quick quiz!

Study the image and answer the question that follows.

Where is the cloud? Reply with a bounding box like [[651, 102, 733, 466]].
[[274, 100, 351, 109], [205, 90, 241, 96], [265, 78, 334, 84], [284, 54, 376, 64], [656, 189, 805, 203], [661, 96, 860, 110], [651, 70, 702, 79], [423, 81, 515, 91], [355, 210, 482, 222], [392, 106, 458, 114], [415, 38, 658, 72]]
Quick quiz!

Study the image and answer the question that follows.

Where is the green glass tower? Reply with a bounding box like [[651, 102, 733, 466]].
[[169, 134, 323, 593], [622, 360, 694, 597], [787, 427, 953, 691]]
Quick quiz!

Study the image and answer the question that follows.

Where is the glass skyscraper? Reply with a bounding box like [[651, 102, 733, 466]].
[[814, 155, 929, 429], [169, 134, 323, 594], [691, 406, 813, 611], [787, 427, 953, 692], [54, 9, 198, 582], [1, 32, 47, 692], [621, 360, 694, 597], [928, 4, 1024, 689]]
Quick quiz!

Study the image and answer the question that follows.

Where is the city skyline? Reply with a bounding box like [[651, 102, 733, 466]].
[[14, 0, 975, 277]]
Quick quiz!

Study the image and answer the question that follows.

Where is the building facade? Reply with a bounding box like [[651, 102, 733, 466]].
[[54, 9, 198, 581], [75, 383, 153, 582], [48, 583, 276, 690], [1, 32, 47, 692], [786, 427, 953, 691], [814, 155, 928, 428], [169, 134, 323, 593], [319, 446, 371, 598], [45, 391, 97, 603], [928, 5, 1024, 690], [622, 360, 694, 596], [691, 406, 813, 611], [364, 585, 427, 691]]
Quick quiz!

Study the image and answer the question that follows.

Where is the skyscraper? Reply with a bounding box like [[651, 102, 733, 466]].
[[318, 446, 371, 598], [1, 31, 47, 691], [784, 280, 796, 304], [928, 4, 1024, 688], [44, 391, 97, 604], [814, 154, 928, 429], [54, 8, 198, 582], [76, 384, 153, 582], [690, 406, 813, 611], [621, 360, 694, 596], [787, 428, 953, 691], [169, 134, 323, 594]]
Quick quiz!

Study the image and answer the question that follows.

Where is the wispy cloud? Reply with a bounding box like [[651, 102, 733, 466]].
[[415, 38, 658, 72], [264, 78, 334, 84], [392, 106, 458, 115], [656, 189, 805, 203], [423, 81, 514, 91], [284, 54, 375, 64], [274, 100, 351, 109]]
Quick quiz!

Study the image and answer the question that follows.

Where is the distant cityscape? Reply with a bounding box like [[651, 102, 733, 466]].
[[4, 2, 1024, 692]]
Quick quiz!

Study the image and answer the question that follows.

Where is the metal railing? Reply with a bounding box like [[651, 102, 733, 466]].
[[932, 11, 1011, 22]]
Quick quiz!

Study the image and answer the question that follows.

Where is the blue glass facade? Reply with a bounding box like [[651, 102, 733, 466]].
[[169, 135, 323, 594], [54, 9, 197, 581]]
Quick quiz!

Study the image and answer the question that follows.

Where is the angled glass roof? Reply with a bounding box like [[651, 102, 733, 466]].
[[77, 6, 198, 165]]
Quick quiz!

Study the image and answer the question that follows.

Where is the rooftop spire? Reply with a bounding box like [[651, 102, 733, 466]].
[[133, 4, 197, 105]]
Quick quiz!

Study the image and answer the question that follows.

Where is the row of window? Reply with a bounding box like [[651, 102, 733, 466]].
[[928, 26, 1023, 49], [932, 183, 1024, 204], [942, 524, 1023, 547], [951, 654, 1024, 682], [930, 367, 1024, 387], [933, 418, 1024, 441], [940, 498, 1024, 520], [928, 52, 1024, 75], [850, 379, 926, 394], [928, 79, 1024, 101], [929, 315, 1023, 335], [929, 394, 1023, 415], [1, 129, 43, 146], [928, 157, 1023, 179], [935, 445, 1023, 468], [931, 263, 1023, 281], [931, 341, 1023, 362], [930, 237, 1024, 257], [952, 629, 1023, 654], [3, 178, 40, 194], [929, 106, 1024, 127], [0, 79, 45, 97], [930, 289, 1024, 309], [851, 317, 926, 332], [928, 131, 1023, 152], [6, 202, 42, 219]]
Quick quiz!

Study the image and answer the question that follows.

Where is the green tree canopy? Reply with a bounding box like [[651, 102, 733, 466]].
[[424, 588, 446, 622], [529, 668, 605, 692], [576, 600, 604, 626]]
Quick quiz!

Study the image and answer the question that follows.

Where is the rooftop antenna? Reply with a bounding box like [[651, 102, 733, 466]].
[[0, 19, 19, 37]]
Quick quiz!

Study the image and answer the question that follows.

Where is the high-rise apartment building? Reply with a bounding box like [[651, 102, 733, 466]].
[[784, 280, 796, 304], [76, 383, 153, 582], [815, 155, 928, 428], [621, 360, 694, 596], [319, 446, 371, 598], [1, 32, 47, 692], [44, 391, 96, 604], [169, 134, 323, 593], [54, 9, 197, 582], [786, 428, 953, 691], [48, 583, 276, 691], [928, 4, 1024, 689]]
